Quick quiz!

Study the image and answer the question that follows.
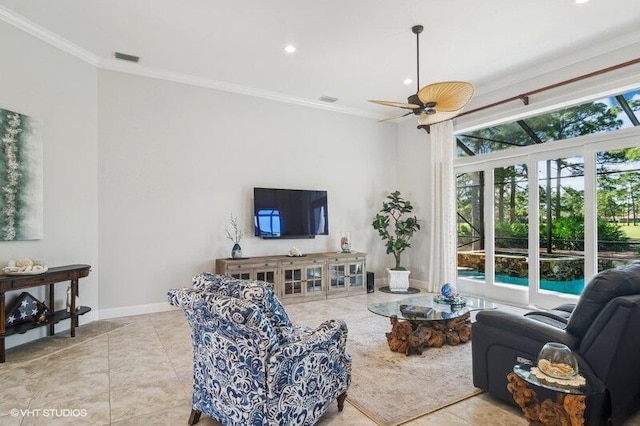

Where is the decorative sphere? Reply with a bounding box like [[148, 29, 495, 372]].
[[537, 342, 578, 379], [441, 283, 456, 299]]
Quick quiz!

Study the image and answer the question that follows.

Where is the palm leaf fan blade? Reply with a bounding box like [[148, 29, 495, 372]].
[[369, 100, 422, 109], [417, 81, 475, 112], [378, 111, 412, 123], [417, 108, 463, 126]]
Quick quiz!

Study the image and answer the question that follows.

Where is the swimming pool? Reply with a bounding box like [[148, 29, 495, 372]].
[[458, 270, 584, 295]]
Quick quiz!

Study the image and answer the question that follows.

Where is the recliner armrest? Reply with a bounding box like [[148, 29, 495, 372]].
[[523, 310, 569, 328], [553, 303, 576, 314], [475, 310, 579, 348]]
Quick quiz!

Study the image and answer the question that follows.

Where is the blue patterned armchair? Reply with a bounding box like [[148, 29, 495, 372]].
[[168, 273, 352, 425]]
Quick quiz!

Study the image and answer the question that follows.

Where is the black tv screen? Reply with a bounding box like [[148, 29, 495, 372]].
[[254, 187, 329, 238]]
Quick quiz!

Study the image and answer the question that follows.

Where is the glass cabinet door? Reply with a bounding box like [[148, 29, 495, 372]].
[[255, 269, 276, 284], [348, 262, 364, 288], [283, 267, 303, 296], [306, 265, 323, 294], [230, 271, 251, 280], [329, 264, 346, 290]]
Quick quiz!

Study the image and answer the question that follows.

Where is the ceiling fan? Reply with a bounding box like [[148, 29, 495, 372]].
[[370, 25, 474, 128]]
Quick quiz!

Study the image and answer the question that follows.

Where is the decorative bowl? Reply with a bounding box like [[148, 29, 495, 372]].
[[537, 342, 579, 379]]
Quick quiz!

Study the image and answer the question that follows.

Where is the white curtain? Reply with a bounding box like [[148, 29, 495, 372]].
[[425, 120, 457, 292]]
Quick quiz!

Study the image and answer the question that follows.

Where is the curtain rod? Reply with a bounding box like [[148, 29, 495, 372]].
[[458, 57, 640, 118]]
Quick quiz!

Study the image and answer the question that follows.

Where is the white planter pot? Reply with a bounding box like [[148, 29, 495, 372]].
[[387, 268, 411, 292]]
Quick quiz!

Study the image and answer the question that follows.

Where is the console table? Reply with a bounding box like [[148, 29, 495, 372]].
[[0, 264, 91, 363], [216, 252, 367, 303]]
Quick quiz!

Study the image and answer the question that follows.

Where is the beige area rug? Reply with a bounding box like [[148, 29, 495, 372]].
[[286, 296, 483, 426]]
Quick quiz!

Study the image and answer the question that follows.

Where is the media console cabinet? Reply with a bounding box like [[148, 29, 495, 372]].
[[216, 252, 366, 303], [0, 264, 91, 363]]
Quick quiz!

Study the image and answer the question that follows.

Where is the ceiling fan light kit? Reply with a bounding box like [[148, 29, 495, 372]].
[[370, 25, 474, 129]]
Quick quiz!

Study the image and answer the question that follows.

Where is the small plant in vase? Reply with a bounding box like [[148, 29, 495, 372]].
[[226, 214, 245, 259]]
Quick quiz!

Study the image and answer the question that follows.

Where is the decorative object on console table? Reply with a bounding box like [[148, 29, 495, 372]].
[[288, 247, 303, 257], [3, 258, 48, 275], [66, 285, 80, 313], [372, 190, 420, 292], [5, 292, 52, 326], [226, 213, 244, 259], [0, 264, 91, 363], [340, 232, 351, 253]]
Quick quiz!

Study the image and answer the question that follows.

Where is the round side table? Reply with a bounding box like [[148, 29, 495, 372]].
[[507, 363, 605, 425]]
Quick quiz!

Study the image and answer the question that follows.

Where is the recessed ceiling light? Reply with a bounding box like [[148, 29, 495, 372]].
[[575, 0, 589, 4], [284, 45, 296, 53], [403, 78, 413, 85]]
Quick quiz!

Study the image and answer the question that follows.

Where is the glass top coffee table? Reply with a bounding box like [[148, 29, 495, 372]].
[[368, 294, 497, 355], [368, 294, 497, 322]]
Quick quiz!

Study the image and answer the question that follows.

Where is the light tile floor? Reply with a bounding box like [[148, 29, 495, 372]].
[[1, 291, 638, 425]]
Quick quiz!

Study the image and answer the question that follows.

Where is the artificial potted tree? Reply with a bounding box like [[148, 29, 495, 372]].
[[372, 190, 421, 292]]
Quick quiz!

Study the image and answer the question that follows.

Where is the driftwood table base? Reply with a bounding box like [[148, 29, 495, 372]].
[[385, 313, 472, 355], [507, 372, 586, 426]]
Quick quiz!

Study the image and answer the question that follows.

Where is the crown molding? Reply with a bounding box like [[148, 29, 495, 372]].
[[0, 5, 99, 66], [0, 5, 383, 121], [98, 58, 383, 120]]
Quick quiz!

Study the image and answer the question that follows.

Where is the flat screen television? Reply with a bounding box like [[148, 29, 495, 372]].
[[254, 187, 329, 238]]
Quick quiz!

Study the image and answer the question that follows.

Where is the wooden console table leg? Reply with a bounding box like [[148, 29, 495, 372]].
[[70, 278, 78, 337], [48, 283, 55, 336], [0, 291, 5, 363]]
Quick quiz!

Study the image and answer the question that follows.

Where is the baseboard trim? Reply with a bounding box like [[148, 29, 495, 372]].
[[98, 279, 429, 319], [98, 302, 178, 320], [376, 277, 428, 290]]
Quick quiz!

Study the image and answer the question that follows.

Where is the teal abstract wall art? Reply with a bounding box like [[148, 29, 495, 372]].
[[0, 107, 43, 241]]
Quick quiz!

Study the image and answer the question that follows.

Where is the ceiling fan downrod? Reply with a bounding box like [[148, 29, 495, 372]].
[[412, 25, 424, 94]]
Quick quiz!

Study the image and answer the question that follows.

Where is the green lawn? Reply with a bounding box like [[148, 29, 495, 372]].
[[621, 224, 640, 240]]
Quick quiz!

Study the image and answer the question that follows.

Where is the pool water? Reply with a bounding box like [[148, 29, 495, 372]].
[[459, 270, 584, 295]]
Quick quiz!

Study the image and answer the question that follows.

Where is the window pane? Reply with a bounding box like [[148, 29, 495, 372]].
[[456, 88, 636, 158], [596, 148, 640, 271], [457, 171, 485, 282], [494, 165, 529, 287], [538, 157, 585, 295]]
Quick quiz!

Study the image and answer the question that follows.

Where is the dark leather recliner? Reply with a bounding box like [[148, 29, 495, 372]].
[[472, 262, 640, 425]]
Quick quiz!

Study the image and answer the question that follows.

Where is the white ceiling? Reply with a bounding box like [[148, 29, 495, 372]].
[[1, 0, 640, 120]]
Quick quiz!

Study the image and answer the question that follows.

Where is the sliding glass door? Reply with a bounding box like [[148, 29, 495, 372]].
[[456, 131, 640, 307]]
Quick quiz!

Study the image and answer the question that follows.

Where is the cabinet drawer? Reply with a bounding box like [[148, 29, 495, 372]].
[[283, 259, 321, 266]]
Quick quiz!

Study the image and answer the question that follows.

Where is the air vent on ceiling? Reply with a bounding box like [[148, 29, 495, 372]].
[[318, 96, 338, 103], [114, 52, 140, 63]]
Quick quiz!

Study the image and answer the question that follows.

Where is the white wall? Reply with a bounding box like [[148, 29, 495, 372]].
[[97, 70, 397, 315], [394, 121, 430, 281], [0, 21, 99, 348]]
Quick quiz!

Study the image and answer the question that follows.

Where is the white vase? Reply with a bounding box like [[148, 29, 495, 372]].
[[387, 268, 411, 292]]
